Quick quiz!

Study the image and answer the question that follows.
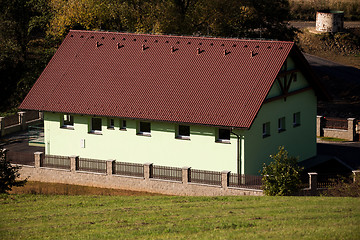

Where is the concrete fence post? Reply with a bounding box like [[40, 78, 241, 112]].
[[316, 116, 323, 137], [144, 163, 153, 180], [34, 152, 44, 168], [182, 167, 191, 184], [39, 111, 44, 120], [352, 170, 360, 183], [221, 171, 230, 190], [347, 118, 355, 141], [70, 156, 79, 173], [106, 160, 115, 175], [18, 111, 26, 131], [0, 117, 4, 137], [308, 172, 318, 195]]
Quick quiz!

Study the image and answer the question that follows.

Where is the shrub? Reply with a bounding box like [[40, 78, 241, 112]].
[[0, 149, 27, 194], [261, 146, 303, 196], [322, 175, 360, 197]]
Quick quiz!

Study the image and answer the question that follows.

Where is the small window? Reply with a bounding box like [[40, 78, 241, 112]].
[[108, 118, 115, 129], [278, 117, 286, 133], [216, 128, 230, 143], [293, 112, 300, 127], [176, 125, 190, 140], [137, 122, 151, 136], [91, 118, 102, 133], [62, 114, 74, 128], [120, 120, 127, 130], [263, 122, 270, 138]]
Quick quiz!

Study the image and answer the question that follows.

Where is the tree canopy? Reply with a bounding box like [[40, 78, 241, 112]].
[[48, 0, 295, 40], [0, 0, 295, 113]]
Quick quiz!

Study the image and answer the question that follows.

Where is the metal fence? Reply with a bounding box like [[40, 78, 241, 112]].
[[6, 151, 35, 166], [114, 161, 144, 177], [78, 158, 107, 173], [43, 155, 70, 170], [3, 114, 19, 128], [228, 173, 262, 189], [324, 117, 348, 130], [190, 169, 222, 186], [317, 173, 349, 188], [153, 165, 182, 182]]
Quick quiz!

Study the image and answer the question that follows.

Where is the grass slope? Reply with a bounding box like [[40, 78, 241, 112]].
[[1, 194, 359, 239]]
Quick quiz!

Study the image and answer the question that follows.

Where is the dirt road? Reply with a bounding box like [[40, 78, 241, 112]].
[[289, 21, 360, 29], [304, 53, 360, 84]]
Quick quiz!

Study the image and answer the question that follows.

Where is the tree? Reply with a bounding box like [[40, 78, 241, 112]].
[[0, 149, 27, 194], [0, 0, 52, 112], [261, 146, 303, 196]]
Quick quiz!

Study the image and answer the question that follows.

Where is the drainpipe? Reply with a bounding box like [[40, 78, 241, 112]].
[[231, 129, 241, 175]]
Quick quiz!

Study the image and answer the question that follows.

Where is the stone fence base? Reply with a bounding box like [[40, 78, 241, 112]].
[[317, 116, 357, 141], [17, 165, 264, 196]]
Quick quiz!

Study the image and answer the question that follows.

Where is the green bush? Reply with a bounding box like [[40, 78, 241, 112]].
[[261, 146, 303, 196], [0, 149, 27, 194]]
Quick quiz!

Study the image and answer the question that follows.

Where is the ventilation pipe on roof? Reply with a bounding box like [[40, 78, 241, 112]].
[[250, 51, 258, 57], [197, 48, 201, 54], [117, 43, 124, 49], [171, 46, 175, 53], [142, 44, 149, 51], [96, 41, 102, 47]]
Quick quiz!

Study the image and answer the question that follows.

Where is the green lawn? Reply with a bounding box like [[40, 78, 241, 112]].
[[1, 194, 359, 239]]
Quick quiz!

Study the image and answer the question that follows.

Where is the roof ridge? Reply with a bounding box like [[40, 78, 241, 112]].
[[69, 30, 294, 44]]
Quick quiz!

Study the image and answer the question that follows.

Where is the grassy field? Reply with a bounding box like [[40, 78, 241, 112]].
[[1, 194, 359, 239]]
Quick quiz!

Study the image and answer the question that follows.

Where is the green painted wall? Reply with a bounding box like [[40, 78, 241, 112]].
[[44, 113, 239, 173], [243, 90, 317, 175], [44, 56, 317, 175], [243, 56, 317, 175]]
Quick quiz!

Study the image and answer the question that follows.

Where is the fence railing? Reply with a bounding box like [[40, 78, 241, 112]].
[[228, 173, 262, 189], [6, 151, 35, 166], [1, 111, 43, 137], [42, 155, 70, 170], [153, 165, 182, 182], [114, 161, 144, 177], [3, 114, 19, 128], [9, 151, 360, 196], [190, 169, 222, 186], [323, 117, 348, 130], [26, 111, 41, 122], [317, 173, 349, 188], [78, 158, 107, 173]]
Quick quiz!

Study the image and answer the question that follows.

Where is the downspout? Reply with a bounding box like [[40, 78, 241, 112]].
[[231, 129, 241, 175]]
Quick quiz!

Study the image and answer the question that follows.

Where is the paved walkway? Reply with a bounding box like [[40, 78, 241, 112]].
[[0, 130, 44, 153]]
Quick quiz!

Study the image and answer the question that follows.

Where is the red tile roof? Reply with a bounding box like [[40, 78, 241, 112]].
[[20, 30, 303, 129]]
